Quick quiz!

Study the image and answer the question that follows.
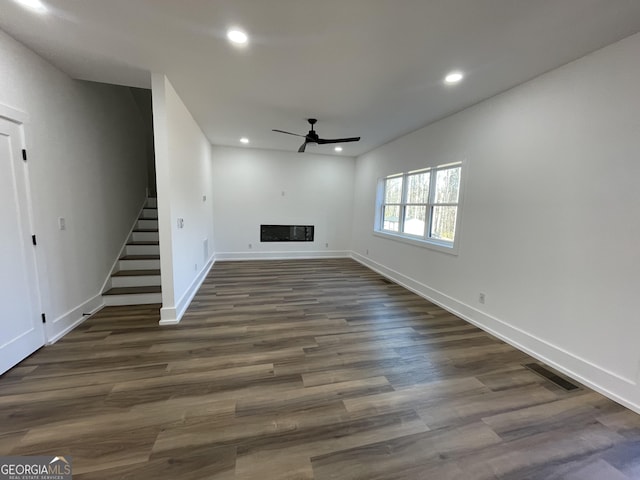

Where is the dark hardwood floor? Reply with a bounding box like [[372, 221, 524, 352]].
[[1, 258, 639, 479]]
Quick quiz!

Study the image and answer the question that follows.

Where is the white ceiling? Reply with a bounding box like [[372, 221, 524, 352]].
[[2, 0, 640, 156]]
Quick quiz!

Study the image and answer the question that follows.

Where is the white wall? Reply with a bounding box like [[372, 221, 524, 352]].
[[0, 29, 148, 342], [151, 74, 215, 324], [351, 32, 640, 412], [211, 146, 355, 260]]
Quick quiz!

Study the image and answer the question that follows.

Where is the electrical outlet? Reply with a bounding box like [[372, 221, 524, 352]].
[[248, 243, 252, 249], [58, 217, 66, 231], [479, 293, 486, 304]]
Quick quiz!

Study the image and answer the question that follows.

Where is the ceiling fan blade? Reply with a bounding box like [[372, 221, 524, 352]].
[[298, 142, 307, 153], [316, 137, 361, 145], [273, 129, 306, 138]]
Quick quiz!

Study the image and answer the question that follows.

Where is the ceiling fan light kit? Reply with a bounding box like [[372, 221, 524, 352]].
[[273, 118, 361, 153]]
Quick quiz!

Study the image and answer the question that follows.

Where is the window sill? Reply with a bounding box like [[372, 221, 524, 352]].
[[373, 230, 459, 256]]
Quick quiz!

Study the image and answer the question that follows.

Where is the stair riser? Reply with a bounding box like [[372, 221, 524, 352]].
[[132, 231, 159, 242], [137, 219, 158, 230], [146, 198, 157, 208], [126, 244, 160, 256], [110, 275, 162, 288], [119, 259, 161, 270], [141, 208, 158, 219], [104, 292, 162, 306]]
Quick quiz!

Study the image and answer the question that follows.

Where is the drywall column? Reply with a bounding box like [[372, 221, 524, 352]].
[[151, 74, 176, 323], [151, 74, 215, 324]]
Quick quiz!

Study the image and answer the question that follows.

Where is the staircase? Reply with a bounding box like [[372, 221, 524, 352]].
[[103, 198, 162, 305]]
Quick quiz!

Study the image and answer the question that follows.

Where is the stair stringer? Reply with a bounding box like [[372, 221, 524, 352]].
[[101, 197, 162, 305]]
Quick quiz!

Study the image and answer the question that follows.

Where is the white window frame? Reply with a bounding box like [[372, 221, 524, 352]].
[[374, 162, 463, 255]]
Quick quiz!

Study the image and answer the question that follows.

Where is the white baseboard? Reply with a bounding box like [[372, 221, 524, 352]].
[[46, 293, 104, 344], [350, 251, 640, 415], [215, 250, 351, 261], [159, 306, 179, 325], [159, 256, 216, 325]]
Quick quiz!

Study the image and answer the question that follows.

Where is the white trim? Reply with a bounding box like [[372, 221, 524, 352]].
[[373, 231, 458, 255], [350, 251, 640, 415], [46, 293, 104, 344], [17, 120, 49, 342], [215, 250, 351, 261], [159, 256, 216, 325], [159, 306, 179, 325], [175, 258, 215, 320], [0, 104, 29, 123]]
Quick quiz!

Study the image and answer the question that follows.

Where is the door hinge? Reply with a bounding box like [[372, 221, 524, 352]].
[[41, 313, 46, 324], [32, 235, 37, 246], [22, 149, 27, 161]]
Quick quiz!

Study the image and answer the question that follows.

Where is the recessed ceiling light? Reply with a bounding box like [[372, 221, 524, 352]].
[[444, 71, 464, 85], [227, 28, 249, 46], [14, 0, 47, 13], [334, 146, 343, 152], [240, 137, 250, 144]]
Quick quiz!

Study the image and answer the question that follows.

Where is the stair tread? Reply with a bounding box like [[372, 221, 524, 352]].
[[112, 269, 161, 277], [104, 286, 162, 295], [127, 241, 160, 246], [120, 255, 160, 260]]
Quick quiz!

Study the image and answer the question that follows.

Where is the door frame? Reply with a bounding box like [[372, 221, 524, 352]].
[[0, 103, 49, 348]]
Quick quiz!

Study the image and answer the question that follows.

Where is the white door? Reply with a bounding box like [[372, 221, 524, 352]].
[[0, 116, 44, 374]]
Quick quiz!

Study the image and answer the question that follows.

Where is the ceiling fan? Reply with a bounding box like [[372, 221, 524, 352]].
[[273, 118, 361, 153]]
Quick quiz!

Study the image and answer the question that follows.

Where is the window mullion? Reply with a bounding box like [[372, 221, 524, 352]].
[[426, 169, 437, 239], [399, 173, 409, 233]]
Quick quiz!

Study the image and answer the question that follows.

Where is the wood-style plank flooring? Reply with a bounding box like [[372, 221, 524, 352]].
[[1, 258, 639, 479]]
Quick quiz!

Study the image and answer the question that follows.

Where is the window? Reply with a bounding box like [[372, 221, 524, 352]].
[[376, 163, 462, 250]]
